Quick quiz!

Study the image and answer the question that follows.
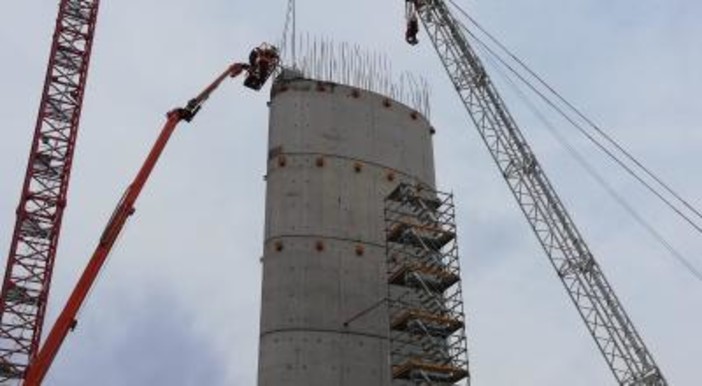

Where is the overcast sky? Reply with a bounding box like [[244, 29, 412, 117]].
[[1, 1, 700, 385]]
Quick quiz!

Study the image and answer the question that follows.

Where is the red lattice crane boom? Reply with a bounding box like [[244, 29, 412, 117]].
[[0, 0, 100, 382]]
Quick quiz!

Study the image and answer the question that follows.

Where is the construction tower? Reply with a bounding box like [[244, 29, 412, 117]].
[[257, 68, 469, 385]]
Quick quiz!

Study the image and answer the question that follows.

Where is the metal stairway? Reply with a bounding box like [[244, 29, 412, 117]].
[[385, 183, 470, 385]]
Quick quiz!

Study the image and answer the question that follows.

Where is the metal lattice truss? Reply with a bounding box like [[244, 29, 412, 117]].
[[409, 0, 666, 384], [385, 183, 470, 385], [0, 0, 100, 382]]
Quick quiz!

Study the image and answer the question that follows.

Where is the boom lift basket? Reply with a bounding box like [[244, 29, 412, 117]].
[[244, 43, 280, 90]]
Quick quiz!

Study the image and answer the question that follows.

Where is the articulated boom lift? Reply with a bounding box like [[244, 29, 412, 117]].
[[404, 0, 667, 385], [19, 44, 279, 386]]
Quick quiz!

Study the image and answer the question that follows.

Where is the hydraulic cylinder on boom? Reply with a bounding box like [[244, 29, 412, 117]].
[[22, 44, 280, 385]]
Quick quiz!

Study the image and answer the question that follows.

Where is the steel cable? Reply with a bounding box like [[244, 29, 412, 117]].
[[458, 10, 702, 283], [477, 42, 702, 283], [447, 0, 702, 233]]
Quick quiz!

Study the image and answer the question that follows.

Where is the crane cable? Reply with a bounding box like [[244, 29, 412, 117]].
[[448, 0, 702, 240], [474, 41, 702, 283], [448, 5, 702, 282], [445, 0, 702, 238]]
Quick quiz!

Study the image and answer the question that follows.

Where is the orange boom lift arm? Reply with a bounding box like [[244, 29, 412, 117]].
[[23, 44, 279, 385]]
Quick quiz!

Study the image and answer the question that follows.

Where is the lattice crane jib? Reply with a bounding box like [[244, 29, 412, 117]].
[[0, 0, 100, 381], [405, 0, 667, 384]]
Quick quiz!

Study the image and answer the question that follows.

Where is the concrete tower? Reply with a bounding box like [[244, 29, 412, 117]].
[[257, 70, 437, 385]]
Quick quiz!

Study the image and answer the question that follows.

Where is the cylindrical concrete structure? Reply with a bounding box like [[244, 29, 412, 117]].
[[258, 73, 436, 386]]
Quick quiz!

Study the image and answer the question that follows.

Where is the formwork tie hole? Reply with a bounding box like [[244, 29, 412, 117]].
[[315, 241, 325, 252], [355, 245, 365, 256]]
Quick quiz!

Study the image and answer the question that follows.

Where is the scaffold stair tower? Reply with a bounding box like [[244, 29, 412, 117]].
[[386, 183, 470, 385]]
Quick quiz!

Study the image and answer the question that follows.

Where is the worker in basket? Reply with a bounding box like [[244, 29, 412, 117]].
[[245, 44, 280, 90]]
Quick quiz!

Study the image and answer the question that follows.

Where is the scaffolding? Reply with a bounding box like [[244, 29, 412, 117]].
[[385, 183, 470, 385]]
